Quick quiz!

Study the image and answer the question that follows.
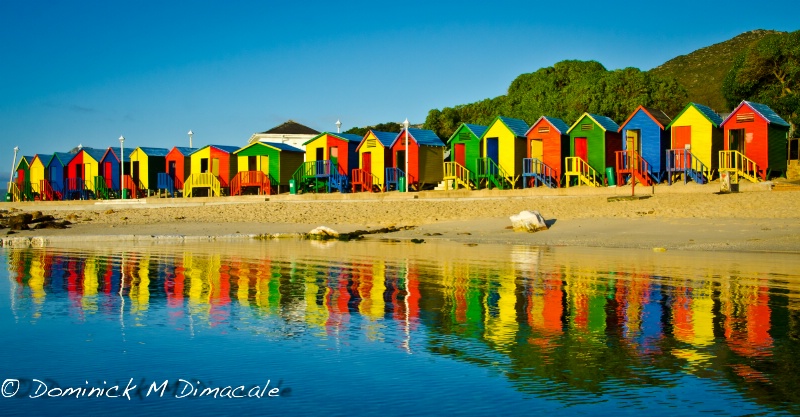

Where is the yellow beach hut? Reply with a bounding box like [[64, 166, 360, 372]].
[[355, 130, 398, 191], [479, 116, 530, 189], [665, 103, 723, 184], [128, 147, 170, 193]]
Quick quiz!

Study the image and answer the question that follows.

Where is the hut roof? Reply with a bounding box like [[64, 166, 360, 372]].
[[47, 152, 74, 167], [260, 120, 319, 135], [171, 147, 196, 156], [722, 101, 790, 127], [447, 123, 488, 144], [490, 116, 529, 137], [618, 106, 672, 131], [526, 116, 570, 135], [668, 103, 723, 128], [369, 130, 398, 147], [303, 132, 364, 146], [568, 113, 620, 133], [392, 128, 445, 147]]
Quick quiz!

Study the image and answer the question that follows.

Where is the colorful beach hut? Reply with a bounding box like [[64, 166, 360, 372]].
[[160, 147, 194, 197], [389, 127, 445, 191], [720, 100, 790, 182], [444, 123, 487, 190], [232, 142, 304, 195], [617, 106, 672, 185], [129, 147, 169, 194], [184, 144, 239, 197], [479, 116, 529, 189], [65, 147, 106, 200], [95, 148, 122, 199], [10, 155, 36, 201], [566, 113, 621, 186], [355, 130, 397, 192], [664, 103, 723, 185], [523, 116, 570, 188], [28, 155, 46, 200], [295, 132, 362, 193], [41, 152, 72, 201]]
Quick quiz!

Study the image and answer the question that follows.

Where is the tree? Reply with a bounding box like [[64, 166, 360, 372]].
[[344, 121, 404, 137], [723, 30, 800, 137]]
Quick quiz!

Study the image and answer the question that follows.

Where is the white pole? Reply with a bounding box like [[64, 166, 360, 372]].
[[188, 130, 193, 149], [336, 120, 341, 134], [119, 136, 125, 199], [403, 118, 409, 192], [8, 146, 19, 195]]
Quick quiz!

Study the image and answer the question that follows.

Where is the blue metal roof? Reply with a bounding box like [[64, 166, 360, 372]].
[[588, 114, 620, 132], [464, 124, 488, 138], [104, 147, 123, 161], [47, 152, 74, 167], [136, 147, 171, 157], [262, 142, 304, 153], [82, 148, 107, 162], [739, 101, 790, 127], [542, 117, 570, 134], [172, 147, 196, 156], [495, 117, 529, 137], [692, 103, 723, 127], [207, 145, 241, 154], [370, 130, 397, 147], [391, 128, 444, 147]]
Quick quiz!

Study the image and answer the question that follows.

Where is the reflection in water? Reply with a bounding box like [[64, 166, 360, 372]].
[[4, 241, 800, 414]]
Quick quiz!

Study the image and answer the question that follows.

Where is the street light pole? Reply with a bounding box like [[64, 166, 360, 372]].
[[188, 130, 193, 148], [119, 136, 125, 199], [8, 146, 19, 196], [403, 118, 409, 192]]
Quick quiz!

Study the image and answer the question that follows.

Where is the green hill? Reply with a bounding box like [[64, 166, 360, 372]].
[[648, 29, 783, 112]]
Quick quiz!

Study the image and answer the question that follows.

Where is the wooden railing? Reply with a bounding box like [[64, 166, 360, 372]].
[[40, 180, 60, 201], [7, 182, 21, 202], [122, 175, 145, 198], [351, 169, 380, 192], [564, 157, 602, 187], [443, 162, 472, 190], [476, 158, 514, 189], [65, 178, 89, 200], [183, 173, 221, 197], [522, 158, 559, 188], [93, 176, 112, 200], [384, 167, 405, 191], [719, 150, 759, 183], [230, 171, 271, 195], [665, 149, 711, 185], [615, 150, 652, 186]]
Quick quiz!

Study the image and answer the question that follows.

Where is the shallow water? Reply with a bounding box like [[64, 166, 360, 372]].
[[2, 240, 800, 416]]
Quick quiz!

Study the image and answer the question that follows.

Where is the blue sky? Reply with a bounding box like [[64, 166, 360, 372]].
[[1, 0, 798, 164]]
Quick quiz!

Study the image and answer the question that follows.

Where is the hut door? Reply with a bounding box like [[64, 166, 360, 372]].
[[455, 143, 466, 167], [200, 158, 209, 173], [729, 129, 746, 153], [132, 161, 140, 182], [575, 138, 588, 163], [673, 126, 691, 151], [362, 153, 372, 175], [248, 155, 257, 171], [104, 162, 113, 187], [530, 139, 543, 173], [330, 147, 339, 171], [169, 161, 176, 178], [486, 138, 499, 166], [316, 148, 324, 161], [396, 151, 406, 172], [626, 130, 640, 169], [75, 164, 83, 180], [260, 156, 269, 175], [212, 158, 220, 177]]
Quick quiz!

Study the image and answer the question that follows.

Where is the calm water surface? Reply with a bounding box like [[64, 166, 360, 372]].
[[2, 240, 799, 416]]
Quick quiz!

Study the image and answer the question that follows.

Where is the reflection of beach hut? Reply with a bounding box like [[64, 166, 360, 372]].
[[184, 145, 239, 197], [355, 130, 397, 192], [41, 152, 72, 201], [523, 116, 569, 188], [665, 103, 723, 184], [617, 106, 672, 185], [160, 147, 194, 197], [298, 132, 362, 193], [129, 147, 170, 193], [65, 148, 106, 199], [389, 128, 445, 191], [566, 113, 621, 186], [444, 123, 487, 190], [720, 100, 790, 182], [479, 116, 529, 189], [232, 142, 304, 195]]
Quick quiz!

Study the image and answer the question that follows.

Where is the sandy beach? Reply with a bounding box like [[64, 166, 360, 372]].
[[2, 181, 800, 252]]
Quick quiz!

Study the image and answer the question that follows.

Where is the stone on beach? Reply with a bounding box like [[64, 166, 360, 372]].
[[509, 210, 548, 233], [308, 226, 339, 238]]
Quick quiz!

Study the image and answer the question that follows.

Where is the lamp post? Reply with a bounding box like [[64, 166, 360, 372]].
[[403, 118, 409, 192], [188, 130, 193, 148], [336, 120, 341, 133], [119, 136, 125, 199], [8, 146, 19, 196]]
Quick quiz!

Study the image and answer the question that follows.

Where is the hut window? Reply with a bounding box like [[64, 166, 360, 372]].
[[736, 113, 755, 123], [366, 139, 376, 148], [538, 126, 550, 134], [581, 124, 593, 131], [459, 132, 470, 141]]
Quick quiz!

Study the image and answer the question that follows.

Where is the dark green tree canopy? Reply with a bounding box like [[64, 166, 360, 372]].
[[723, 30, 799, 137], [344, 121, 404, 137], [424, 60, 687, 139]]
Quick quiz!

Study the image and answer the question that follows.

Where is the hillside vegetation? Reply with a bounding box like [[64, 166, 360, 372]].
[[649, 29, 782, 112]]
